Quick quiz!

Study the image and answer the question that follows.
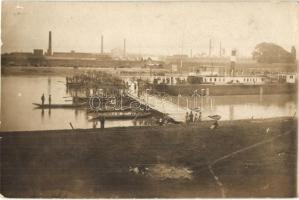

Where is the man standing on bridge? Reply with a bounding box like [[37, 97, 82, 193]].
[[189, 111, 194, 123], [185, 112, 189, 124]]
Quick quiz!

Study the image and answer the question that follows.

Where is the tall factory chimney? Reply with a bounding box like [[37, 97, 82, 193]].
[[230, 49, 237, 76], [101, 35, 104, 54], [47, 31, 52, 56], [123, 38, 126, 57]]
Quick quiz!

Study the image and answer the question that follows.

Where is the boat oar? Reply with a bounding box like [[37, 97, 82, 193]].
[[208, 115, 221, 121]]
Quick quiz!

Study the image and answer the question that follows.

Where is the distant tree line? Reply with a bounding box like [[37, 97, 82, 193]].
[[252, 42, 296, 63]]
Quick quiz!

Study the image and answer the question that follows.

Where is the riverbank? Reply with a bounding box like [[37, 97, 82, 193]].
[[1, 66, 164, 77], [1, 66, 109, 76], [0, 117, 296, 198], [153, 83, 297, 96]]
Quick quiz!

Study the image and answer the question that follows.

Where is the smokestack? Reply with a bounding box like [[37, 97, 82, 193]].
[[101, 35, 104, 54], [47, 31, 52, 56], [230, 49, 237, 76], [124, 38, 126, 57]]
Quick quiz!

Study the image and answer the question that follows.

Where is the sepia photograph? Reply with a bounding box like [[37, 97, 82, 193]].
[[0, 0, 298, 198]]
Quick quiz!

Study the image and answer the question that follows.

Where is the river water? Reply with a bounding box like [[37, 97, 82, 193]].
[[0, 75, 297, 131]]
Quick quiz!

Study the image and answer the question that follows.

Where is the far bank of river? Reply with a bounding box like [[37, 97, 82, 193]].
[[1, 66, 115, 76]]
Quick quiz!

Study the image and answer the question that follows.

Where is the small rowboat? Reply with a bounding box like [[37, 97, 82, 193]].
[[89, 112, 152, 121], [66, 82, 83, 87], [32, 102, 87, 109], [190, 107, 201, 112], [87, 107, 132, 113], [208, 115, 221, 121]]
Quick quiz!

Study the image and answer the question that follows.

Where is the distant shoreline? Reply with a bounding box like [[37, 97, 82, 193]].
[[1, 66, 113, 76]]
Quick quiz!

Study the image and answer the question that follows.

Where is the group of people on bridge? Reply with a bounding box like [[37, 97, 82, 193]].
[[185, 111, 201, 123]]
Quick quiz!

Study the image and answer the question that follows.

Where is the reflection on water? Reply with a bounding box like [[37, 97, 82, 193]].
[[0, 75, 297, 131], [0, 76, 139, 131]]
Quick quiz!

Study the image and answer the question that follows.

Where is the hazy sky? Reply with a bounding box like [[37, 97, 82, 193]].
[[2, 1, 298, 57]]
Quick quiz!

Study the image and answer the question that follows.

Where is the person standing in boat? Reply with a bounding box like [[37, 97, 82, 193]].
[[48, 95, 52, 106], [41, 94, 45, 107]]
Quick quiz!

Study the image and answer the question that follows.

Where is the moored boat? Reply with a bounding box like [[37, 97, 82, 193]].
[[32, 102, 87, 109], [89, 112, 152, 120]]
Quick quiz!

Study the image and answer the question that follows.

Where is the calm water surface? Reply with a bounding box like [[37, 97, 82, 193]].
[[1, 75, 137, 131], [0, 75, 297, 131]]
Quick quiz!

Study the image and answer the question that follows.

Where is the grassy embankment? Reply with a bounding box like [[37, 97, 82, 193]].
[[1, 66, 110, 77], [0, 117, 297, 198]]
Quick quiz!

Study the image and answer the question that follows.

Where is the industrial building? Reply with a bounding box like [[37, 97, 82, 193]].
[[1, 31, 161, 68]]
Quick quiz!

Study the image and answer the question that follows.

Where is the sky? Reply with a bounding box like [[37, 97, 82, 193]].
[[1, 1, 298, 57]]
